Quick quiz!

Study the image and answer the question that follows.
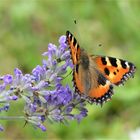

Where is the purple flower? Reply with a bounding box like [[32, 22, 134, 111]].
[[0, 35, 88, 132], [14, 68, 22, 75], [26, 115, 46, 131], [0, 125, 4, 131], [75, 108, 88, 123], [37, 123, 46, 131], [59, 35, 67, 49], [0, 103, 9, 112], [3, 75, 13, 85]]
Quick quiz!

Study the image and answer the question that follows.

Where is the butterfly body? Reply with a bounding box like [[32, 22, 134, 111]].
[[66, 31, 136, 105]]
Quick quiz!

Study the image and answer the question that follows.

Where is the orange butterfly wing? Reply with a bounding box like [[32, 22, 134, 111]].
[[94, 56, 136, 86], [66, 31, 81, 65]]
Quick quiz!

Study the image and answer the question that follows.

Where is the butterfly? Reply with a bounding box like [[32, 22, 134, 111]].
[[66, 31, 136, 105]]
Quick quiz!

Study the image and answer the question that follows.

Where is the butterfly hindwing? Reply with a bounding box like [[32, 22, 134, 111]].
[[88, 56, 114, 104], [73, 57, 114, 104]]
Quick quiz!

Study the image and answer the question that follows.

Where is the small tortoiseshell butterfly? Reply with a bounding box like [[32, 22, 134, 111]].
[[66, 31, 136, 105]]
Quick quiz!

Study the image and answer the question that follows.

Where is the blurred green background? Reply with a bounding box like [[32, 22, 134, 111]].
[[0, 0, 140, 139]]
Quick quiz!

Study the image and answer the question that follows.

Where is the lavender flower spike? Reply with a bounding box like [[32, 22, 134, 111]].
[[0, 34, 88, 132]]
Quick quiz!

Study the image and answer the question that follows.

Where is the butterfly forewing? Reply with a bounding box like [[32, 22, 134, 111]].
[[66, 31, 81, 65], [94, 56, 136, 86]]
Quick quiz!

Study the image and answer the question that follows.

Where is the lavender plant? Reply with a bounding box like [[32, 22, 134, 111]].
[[0, 35, 88, 131]]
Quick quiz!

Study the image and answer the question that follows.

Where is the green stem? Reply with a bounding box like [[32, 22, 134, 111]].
[[0, 116, 25, 120]]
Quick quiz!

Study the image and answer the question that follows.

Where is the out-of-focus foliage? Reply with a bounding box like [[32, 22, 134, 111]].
[[0, 0, 139, 139]]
